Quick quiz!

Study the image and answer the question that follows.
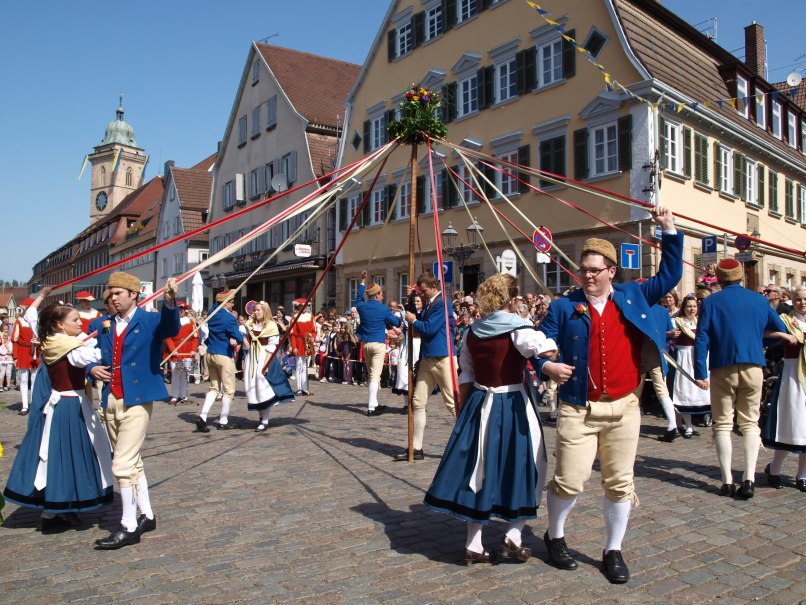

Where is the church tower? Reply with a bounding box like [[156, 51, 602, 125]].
[[88, 96, 146, 221]]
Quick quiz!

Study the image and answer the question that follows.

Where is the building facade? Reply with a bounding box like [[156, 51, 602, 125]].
[[334, 0, 806, 306]]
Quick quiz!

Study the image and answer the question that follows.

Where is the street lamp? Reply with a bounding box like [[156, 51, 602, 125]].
[[442, 217, 484, 291]]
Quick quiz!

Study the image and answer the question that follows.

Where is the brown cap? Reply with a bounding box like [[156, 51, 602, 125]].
[[715, 259, 743, 282], [215, 290, 232, 302], [581, 238, 617, 265], [101, 289, 112, 302], [366, 283, 381, 297], [695, 288, 711, 300], [108, 271, 141, 293]]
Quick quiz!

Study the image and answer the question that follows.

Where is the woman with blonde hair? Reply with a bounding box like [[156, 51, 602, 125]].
[[424, 274, 557, 564], [241, 301, 295, 432]]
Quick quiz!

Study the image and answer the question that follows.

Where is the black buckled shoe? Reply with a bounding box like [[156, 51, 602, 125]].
[[737, 480, 754, 499], [500, 537, 531, 562], [194, 418, 210, 433], [137, 514, 156, 535], [463, 549, 495, 565], [719, 483, 736, 497], [765, 464, 784, 489], [94, 527, 141, 550], [796, 478, 806, 492], [392, 448, 424, 461], [602, 550, 630, 584], [214, 421, 234, 430], [660, 429, 678, 442], [543, 531, 578, 570], [366, 405, 386, 417]]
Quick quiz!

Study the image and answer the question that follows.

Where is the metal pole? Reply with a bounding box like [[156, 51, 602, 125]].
[[407, 147, 417, 463]]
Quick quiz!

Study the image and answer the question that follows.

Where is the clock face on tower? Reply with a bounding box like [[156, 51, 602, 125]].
[[95, 191, 108, 211]]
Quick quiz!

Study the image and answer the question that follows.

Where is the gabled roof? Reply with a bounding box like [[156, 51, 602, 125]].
[[77, 176, 165, 239], [306, 132, 338, 180], [172, 167, 212, 237], [191, 152, 218, 171], [772, 81, 806, 112], [0, 293, 15, 308], [255, 44, 360, 129]]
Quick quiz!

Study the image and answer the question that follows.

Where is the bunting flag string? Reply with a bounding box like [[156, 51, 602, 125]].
[[523, 1, 795, 114]]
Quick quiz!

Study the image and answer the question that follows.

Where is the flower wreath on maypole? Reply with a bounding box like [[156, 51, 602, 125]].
[[387, 84, 458, 463]]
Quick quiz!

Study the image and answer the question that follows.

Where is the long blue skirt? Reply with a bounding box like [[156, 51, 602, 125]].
[[424, 386, 545, 523], [3, 370, 113, 512], [246, 354, 296, 411]]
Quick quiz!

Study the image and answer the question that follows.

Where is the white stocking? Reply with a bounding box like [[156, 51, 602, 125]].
[[413, 408, 426, 451], [658, 396, 677, 431], [466, 522, 484, 554], [219, 396, 231, 424], [368, 381, 379, 410], [769, 450, 788, 476], [797, 453, 806, 480], [603, 497, 632, 553], [742, 433, 760, 482], [546, 491, 577, 540], [120, 486, 138, 532], [200, 391, 218, 421], [137, 475, 154, 519], [715, 432, 733, 485], [19, 369, 30, 409], [260, 408, 271, 424], [506, 519, 527, 547]]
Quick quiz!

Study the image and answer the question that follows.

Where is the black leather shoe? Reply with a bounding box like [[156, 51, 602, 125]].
[[602, 550, 630, 584], [796, 478, 806, 492], [137, 514, 156, 534], [214, 421, 234, 430], [61, 512, 82, 526], [18, 409, 29, 416], [737, 480, 754, 499], [543, 531, 578, 570], [719, 483, 736, 497], [500, 536, 531, 562], [194, 418, 210, 433], [462, 549, 495, 565], [94, 527, 141, 550], [366, 405, 386, 417], [393, 448, 424, 461], [660, 429, 678, 442], [765, 464, 784, 489]]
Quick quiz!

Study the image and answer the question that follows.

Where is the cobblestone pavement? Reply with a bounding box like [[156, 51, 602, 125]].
[[1, 377, 804, 605]]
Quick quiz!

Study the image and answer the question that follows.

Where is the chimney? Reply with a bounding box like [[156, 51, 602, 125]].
[[744, 22, 765, 79], [164, 160, 175, 176]]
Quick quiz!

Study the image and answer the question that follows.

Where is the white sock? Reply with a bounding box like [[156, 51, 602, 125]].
[[770, 450, 787, 475], [715, 432, 733, 485], [742, 433, 761, 482], [506, 519, 527, 547], [603, 497, 632, 553], [682, 414, 694, 431], [219, 396, 231, 424], [413, 408, 426, 451], [797, 453, 806, 480], [120, 486, 138, 532], [137, 475, 154, 520], [368, 381, 379, 409], [466, 522, 484, 554], [20, 370, 30, 409], [200, 391, 217, 421], [260, 408, 270, 424], [659, 397, 677, 431], [546, 491, 577, 540]]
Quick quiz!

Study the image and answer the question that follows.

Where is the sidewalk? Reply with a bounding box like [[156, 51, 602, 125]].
[[1, 380, 804, 604]]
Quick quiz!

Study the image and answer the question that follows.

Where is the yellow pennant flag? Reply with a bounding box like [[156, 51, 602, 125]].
[[77, 154, 89, 181], [728, 98, 736, 108]]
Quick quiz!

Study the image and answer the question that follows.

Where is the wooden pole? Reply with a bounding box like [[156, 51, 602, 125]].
[[407, 146, 418, 462]]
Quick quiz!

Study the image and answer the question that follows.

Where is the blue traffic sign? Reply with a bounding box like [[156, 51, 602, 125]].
[[433, 260, 453, 284], [735, 235, 752, 252], [702, 235, 718, 255], [532, 226, 553, 253], [621, 243, 640, 270], [653, 225, 663, 239]]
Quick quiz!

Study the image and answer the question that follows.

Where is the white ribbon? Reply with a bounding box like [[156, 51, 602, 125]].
[[35, 389, 114, 491], [469, 383, 525, 493]]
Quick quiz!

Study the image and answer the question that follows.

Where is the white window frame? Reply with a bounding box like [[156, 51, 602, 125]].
[[663, 120, 683, 175], [398, 273, 409, 302], [755, 89, 766, 129], [423, 168, 439, 213], [771, 101, 782, 139], [371, 189, 384, 225], [348, 279, 359, 303], [397, 22, 413, 57], [720, 146, 734, 195], [787, 112, 797, 149], [800, 185, 806, 225], [222, 180, 235, 210], [266, 95, 278, 130], [457, 164, 478, 205], [458, 0, 477, 23], [370, 115, 385, 151], [591, 122, 618, 177], [174, 215, 181, 235], [371, 275, 386, 293], [459, 74, 478, 117], [497, 150, 519, 196], [745, 158, 757, 205], [496, 58, 518, 104], [161, 257, 168, 279], [238, 116, 247, 145], [396, 181, 411, 220], [538, 39, 563, 88], [251, 106, 261, 137], [174, 253, 183, 274], [736, 75, 749, 118], [426, 4, 443, 40], [348, 194, 361, 230], [802, 121, 806, 156]]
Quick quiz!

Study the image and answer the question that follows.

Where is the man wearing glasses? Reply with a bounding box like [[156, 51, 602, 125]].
[[764, 285, 789, 314], [534, 207, 682, 584]]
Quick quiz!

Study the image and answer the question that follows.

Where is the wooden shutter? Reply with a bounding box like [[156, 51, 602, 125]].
[[517, 144, 531, 194], [682, 126, 692, 178], [573, 128, 588, 180], [447, 165, 459, 207], [413, 12, 425, 48], [442, 82, 457, 123], [658, 117, 667, 169], [338, 198, 347, 232], [288, 151, 297, 184], [477, 67, 488, 109], [384, 109, 396, 144], [734, 152, 744, 199], [444, 0, 456, 30], [387, 30, 396, 62], [757, 165, 765, 207], [440, 169, 450, 210], [539, 139, 552, 188], [361, 194, 371, 227], [363, 119, 371, 153], [385, 184, 397, 218], [480, 161, 496, 199], [713, 141, 721, 190], [524, 46, 537, 92], [516, 50, 527, 95], [562, 29, 576, 79], [618, 115, 633, 172], [416, 175, 426, 213]]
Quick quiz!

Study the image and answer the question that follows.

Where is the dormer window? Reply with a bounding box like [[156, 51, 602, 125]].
[[787, 111, 797, 148], [754, 88, 766, 129], [771, 101, 782, 139], [736, 75, 749, 118]]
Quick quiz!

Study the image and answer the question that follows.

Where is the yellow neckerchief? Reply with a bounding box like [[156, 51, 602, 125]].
[[244, 319, 278, 378], [780, 312, 806, 392], [674, 316, 697, 340], [42, 333, 86, 365]]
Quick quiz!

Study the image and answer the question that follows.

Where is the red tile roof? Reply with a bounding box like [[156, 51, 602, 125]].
[[772, 81, 806, 112], [255, 44, 360, 128], [172, 167, 212, 238], [306, 133, 338, 180], [191, 152, 218, 171], [79, 176, 165, 238]]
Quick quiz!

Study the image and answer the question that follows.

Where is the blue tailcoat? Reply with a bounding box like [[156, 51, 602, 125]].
[[413, 292, 455, 359], [535, 232, 684, 406], [354, 284, 401, 343]]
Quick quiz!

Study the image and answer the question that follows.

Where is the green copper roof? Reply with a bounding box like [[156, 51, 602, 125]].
[[101, 99, 137, 146]]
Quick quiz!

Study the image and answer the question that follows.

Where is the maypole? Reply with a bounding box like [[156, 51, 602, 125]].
[[388, 84, 447, 462]]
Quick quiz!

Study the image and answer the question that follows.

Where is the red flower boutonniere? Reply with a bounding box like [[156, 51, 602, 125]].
[[574, 303, 589, 318], [102, 320, 112, 333]]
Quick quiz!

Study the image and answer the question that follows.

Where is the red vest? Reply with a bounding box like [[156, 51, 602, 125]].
[[110, 324, 128, 399], [466, 331, 525, 387], [48, 356, 87, 391], [587, 301, 642, 401], [166, 319, 198, 359]]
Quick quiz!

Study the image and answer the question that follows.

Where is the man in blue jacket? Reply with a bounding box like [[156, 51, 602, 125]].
[[535, 207, 682, 583], [354, 271, 400, 416], [694, 259, 794, 499], [394, 272, 457, 461], [196, 290, 243, 432], [88, 271, 180, 549]]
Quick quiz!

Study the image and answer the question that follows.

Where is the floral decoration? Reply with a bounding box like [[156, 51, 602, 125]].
[[102, 320, 112, 333], [387, 84, 447, 145], [574, 303, 589, 318]]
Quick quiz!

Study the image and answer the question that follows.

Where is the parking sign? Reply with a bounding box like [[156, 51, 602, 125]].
[[701, 235, 718, 255]]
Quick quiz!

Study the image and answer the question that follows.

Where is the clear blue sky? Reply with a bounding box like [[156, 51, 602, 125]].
[[1, 1, 802, 283]]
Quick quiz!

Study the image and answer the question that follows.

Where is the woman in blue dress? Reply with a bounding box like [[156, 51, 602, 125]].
[[3, 304, 113, 530], [424, 274, 557, 564]]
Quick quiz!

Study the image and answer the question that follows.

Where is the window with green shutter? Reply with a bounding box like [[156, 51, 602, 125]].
[[769, 170, 779, 213], [694, 133, 709, 185]]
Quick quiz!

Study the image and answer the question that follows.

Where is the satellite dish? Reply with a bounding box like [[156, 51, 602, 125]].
[[270, 174, 288, 193], [786, 71, 803, 87]]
